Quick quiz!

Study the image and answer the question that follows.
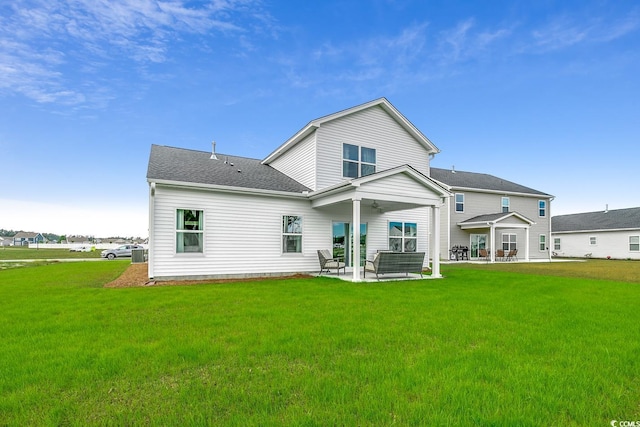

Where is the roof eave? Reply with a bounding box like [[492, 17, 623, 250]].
[[148, 178, 310, 199]]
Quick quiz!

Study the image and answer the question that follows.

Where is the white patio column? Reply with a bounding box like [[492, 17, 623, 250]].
[[525, 226, 530, 262], [432, 204, 441, 278], [352, 197, 361, 282], [490, 223, 496, 263]]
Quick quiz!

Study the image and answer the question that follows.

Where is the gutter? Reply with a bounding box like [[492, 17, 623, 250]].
[[148, 179, 310, 199], [148, 182, 155, 280]]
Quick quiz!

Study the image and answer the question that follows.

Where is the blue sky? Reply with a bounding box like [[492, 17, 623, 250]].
[[1, 0, 638, 237]]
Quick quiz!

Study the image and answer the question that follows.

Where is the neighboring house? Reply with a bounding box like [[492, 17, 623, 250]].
[[0, 236, 10, 247], [147, 98, 451, 281], [551, 207, 640, 260], [430, 168, 554, 262], [12, 232, 45, 246]]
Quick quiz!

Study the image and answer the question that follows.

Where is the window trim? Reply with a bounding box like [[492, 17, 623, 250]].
[[175, 208, 204, 255], [388, 221, 418, 252], [454, 193, 465, 213], [539, 234, 546, 252], [554, 238, 561, 251], [538, 200, 547, 217], [629, 236, 639, 252], [589, 236, 597, 246], [282, 215, 303, 254], [342, 143, 376, 178], [502, 233, 517, 251], [501, 197, 510, 213]]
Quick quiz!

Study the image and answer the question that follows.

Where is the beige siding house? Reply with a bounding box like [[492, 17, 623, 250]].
[[430, 168, 554, 262]]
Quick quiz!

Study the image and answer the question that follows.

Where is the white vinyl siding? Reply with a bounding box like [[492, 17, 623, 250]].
[[550, 230, 640, 260], [150, 185, 327, 279], [268, 132, 317, 190], [315, 106, 431, 190]]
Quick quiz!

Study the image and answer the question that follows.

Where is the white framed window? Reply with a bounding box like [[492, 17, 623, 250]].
[[502, 233, 517, 251], [590, 236, 597, 246], [538, 200, 547, 217], [389, 221, 417, 252], [282, 215, 302, 253], [630, 236, 639, 252], [501, 197, 510, 213], [176, 209, 204, 253], [554, 238, 561, 250], [539, 234, 546, 251], [342, 143, 376, 178], [455, 193, 464, 213]]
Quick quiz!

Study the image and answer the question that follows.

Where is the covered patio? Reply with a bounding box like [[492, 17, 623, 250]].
[[457, 212, 536, 263], [308, 165, 451, 282]]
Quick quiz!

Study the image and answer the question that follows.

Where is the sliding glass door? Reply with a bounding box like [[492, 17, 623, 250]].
[[332, 222, 367, 267]]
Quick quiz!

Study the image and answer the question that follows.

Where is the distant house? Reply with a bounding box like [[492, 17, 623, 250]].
[[0, 236, 10, 247], [12, 232, 45, 246], [430, 168, 553, 262], [551, 207, 640, 259]]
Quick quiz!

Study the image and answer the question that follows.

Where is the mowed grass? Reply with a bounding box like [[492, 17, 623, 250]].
[[1, 261, 639, 425], [0, 246, 102, 260]]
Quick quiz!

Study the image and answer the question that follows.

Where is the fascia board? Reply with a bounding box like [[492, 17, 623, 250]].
[[149, 179, 309, 199], [356, 166, 451, 197], [552, 228, 640, 234], [447, 186, 554, 199], [262, 124, 318, 164]]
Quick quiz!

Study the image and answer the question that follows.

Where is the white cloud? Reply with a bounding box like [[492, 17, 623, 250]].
[[0, 0, 274, 106]]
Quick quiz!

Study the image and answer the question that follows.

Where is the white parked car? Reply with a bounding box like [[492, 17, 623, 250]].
[[101, 245, 144, 260]]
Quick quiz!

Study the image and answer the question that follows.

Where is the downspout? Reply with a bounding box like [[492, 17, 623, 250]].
[[489, 222, 495, 263], [548, 196, 555, 261], [148, 182, 156, 280]]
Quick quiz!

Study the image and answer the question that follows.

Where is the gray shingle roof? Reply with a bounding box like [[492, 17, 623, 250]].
[[147, 145, 310, 193], [458, 211, 535, 225], [552, 207, 640, 232], [430, 167, 551, 196]]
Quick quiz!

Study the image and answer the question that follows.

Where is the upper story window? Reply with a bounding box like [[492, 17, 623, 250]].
[[539, 200, 547, 217], [343, 143, 376, 178], [282, 215, 303, 253], [455, 193, 464, 213], [176, 209, 204, 253], [501, 197, 510, 213]]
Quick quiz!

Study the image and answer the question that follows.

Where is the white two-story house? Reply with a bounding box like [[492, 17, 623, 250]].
[[147, 98, 451, 281], [146, 98, 553, 281]]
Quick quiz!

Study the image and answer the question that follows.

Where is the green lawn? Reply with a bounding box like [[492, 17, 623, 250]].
[[1, 261, 639, 425], [0, 246, 102, 260]]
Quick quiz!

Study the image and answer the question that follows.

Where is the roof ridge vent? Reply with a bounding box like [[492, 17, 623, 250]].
[[451, 165, 456, 173]]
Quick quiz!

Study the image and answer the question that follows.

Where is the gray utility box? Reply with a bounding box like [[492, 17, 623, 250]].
[[131, 248, 146, 264]]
